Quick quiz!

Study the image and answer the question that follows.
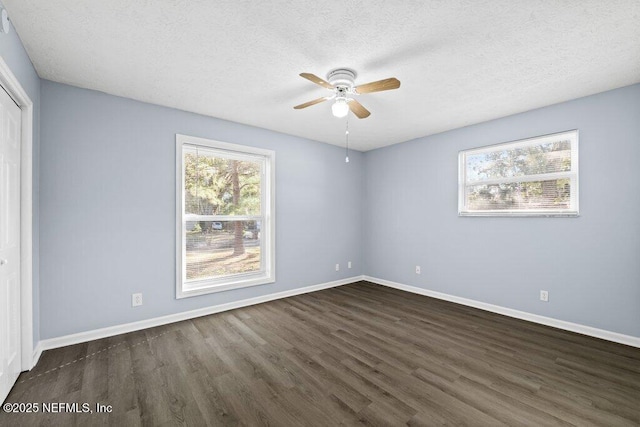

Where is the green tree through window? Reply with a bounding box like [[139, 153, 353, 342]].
[[177, 135, 275, 298], [459, 131, 578, 216]]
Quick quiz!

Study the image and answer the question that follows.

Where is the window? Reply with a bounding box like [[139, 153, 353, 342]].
[[459, 130, 578, 216], [176, 135, 275, 298]]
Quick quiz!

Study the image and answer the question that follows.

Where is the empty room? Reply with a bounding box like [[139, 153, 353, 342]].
[[1, 1, 639, 425]]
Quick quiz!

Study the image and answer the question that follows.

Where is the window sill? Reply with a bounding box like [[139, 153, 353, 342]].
[[177, 275, 275, 299], [459, 210, 579, 217]]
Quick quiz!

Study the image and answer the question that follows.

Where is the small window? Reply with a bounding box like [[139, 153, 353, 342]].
[[176, 135, 275, 298], [459, 130, 579, 217]]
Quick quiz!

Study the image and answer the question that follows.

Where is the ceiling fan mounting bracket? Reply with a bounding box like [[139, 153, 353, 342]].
[[327, 68, 357, 89]]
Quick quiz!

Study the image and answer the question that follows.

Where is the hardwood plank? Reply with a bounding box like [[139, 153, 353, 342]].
[[2, 281, 639, 426]]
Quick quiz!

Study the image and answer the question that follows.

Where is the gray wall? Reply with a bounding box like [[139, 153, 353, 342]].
[[40, 80, 363, 339], [0, 2, 41, 346], [364, 83, 640, 337]]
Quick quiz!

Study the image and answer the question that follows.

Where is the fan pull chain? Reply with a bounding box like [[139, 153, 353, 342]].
[[345, 118, 350, 163]]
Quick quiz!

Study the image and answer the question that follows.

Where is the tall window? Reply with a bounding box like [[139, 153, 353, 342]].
[[459, 130, 579, 216], [176, 135, 275, 298]]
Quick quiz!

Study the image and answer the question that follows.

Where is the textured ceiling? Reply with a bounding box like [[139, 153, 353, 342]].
[[4, 1, 640, 151]]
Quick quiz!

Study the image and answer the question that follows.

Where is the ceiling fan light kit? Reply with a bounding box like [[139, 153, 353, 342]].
[[331, 98, 349, 118], [294, 68, 400, 119]]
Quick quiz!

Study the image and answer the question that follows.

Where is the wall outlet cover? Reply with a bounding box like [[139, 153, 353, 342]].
[[540, 290, 549, 302], [132, 293, 143, 307]]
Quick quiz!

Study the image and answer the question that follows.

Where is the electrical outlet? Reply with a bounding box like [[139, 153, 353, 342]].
[[415, 266, 421, 274], [540, 290, 549, 302], [335, 263, 340, 271], [348, 261, 352, 269], [132, 293, 143, 307]]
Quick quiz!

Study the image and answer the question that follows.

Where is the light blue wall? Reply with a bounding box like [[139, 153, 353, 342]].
[[0, 2, 40, 346], [39, 80, 363, 339], [364, 84, 640, 337], [34, 62, 640, 340]]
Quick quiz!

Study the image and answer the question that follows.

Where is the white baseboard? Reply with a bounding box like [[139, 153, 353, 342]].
[[364, 275, 640, 349], [35, 274, 638, 362], [37, 275, 365, 355], [31, 342, 43, 369]]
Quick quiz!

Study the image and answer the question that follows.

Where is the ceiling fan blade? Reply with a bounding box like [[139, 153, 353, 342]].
[[293, 97, 329, 109], [300, 73, 334, 89], [355, 77, 401, 94], [348, 99, 371, 119]]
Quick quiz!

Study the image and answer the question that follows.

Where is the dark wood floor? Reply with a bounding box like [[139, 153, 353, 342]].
[[2, 281, 639, 426]]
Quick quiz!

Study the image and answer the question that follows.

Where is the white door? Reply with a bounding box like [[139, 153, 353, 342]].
[[0, 85, 21, 404]]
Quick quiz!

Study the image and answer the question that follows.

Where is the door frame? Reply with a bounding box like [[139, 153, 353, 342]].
[[0, 56, 34, 371]]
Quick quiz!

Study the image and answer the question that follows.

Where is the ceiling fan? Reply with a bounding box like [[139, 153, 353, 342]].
[[294, 68, 400, 119]]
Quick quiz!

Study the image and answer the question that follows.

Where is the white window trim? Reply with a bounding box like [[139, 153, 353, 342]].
[[458, 130, 579, 217], [176, 134, 276, 299]]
